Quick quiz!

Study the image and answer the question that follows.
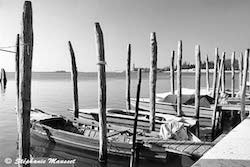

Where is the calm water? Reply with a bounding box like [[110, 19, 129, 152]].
[[0, 72, 238, 167]]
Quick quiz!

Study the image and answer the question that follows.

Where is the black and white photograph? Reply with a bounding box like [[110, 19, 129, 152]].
[[0, 0, 250, 166]]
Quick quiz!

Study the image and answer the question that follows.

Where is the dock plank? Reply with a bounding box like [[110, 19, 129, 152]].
[[192, 145, 213, 157], [182, 143, 202, 156]]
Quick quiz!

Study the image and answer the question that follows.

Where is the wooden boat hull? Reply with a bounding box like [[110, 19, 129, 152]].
[[72, 108, 198, 131], [131, 98, 214, 119], [30, 109, 167, 159]]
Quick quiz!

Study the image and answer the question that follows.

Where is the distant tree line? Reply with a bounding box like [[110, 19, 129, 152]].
[[133, 59, 240, 72], [162, 59, 240, 71]]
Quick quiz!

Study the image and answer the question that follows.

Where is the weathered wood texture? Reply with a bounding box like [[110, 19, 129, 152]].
[[221, 54, 226, 94], [211, 52, 225, 140], [130, 69, 142, 167], [144, 139, 214, 158], [231, 52, 235, 97], [68, 41, 79, 118], [94, 22, 107, 162], [212, 48, 219, 98], [239, 52, 243, 91], [16, 34, 20, 134], [16, 34, 20, 111], [206, 55, 210, 92], [241, 49, 250, 121], [177, 41, 182, 116], [149, 32, 157, 131], [126, 44, 131, 110], [195, 45, 201, 137], [170, 51, 175, 94], [18, 1, 33, 167]]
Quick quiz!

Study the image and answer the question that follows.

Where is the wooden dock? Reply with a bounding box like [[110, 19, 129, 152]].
[[138, 137, 214, 158], [192, 115, 250, 167]]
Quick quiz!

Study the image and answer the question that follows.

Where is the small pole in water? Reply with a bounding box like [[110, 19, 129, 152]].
[[68, 41, 79, 118], [195, 45, 201, 138], [231, 52, 235, 97], [15, 34, 20, 133], [211, 52, 225, 140], [149, 32, 157, 131], [212, 48, 219, 98], [18, 1, 33, 167], [221, 55, 226, 94], [170, 50, 175, 95], [126, 44, 131, 110], [177, 40, 182, 117], [94, 22, 108, 163], [239, 52, 243, 92], [206, 55, 210, 92], [0, 68, 7, 88], [130, 69, 142, 167], [240, 49, 249, 121]]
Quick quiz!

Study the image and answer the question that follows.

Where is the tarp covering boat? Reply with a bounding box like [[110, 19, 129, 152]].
[[157, 94, 214, 108]]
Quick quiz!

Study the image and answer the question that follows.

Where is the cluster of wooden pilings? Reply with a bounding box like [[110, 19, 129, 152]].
[[14, 1, 250, 167]]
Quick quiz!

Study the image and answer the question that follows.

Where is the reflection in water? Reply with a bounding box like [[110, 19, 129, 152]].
[[1, 83, 6, 95], [30, 133, 195, 167]]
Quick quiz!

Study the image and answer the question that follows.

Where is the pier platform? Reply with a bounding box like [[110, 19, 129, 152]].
[[192, 116, 250, 167]]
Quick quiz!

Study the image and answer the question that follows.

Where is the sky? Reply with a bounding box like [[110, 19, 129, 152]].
[[0, 0, 249, 72]]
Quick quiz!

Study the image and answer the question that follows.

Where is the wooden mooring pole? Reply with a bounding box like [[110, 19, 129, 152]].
[[126, 44, 131, 110], [221, 56, 226, 94], [239, 52, 243, 91], [149, 32, 157, 131], [240, 49, 250, 121], [95, 22, 107, 163], [130, 69, 142, 167], [68, 41, 79, 118], [0, 68, 7, 88], [231, 52, 235, 97], [212, 48, 219, 98], [195, 45, 201, 137], [206, 55, 210, 92], [16, 34, 20, 133], [177, 41, 182, 116], [211, 52, 225, 140], [170, 51, 175, 94], [18, 1, 33, 167]]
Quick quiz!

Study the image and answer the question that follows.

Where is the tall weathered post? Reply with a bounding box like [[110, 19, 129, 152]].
[[231, 52, 235, 97], [18, 1, 33, 167], [149, 32, 157, 131], [239, 52, 243, 91], [206, 55, 210, 92], [130, 69, 142, 167], [195, 45, 201, 137], [211, 52, 225, 140], [16, 34, 20, 133], [126, 44, 131, 110], [212, 48, 219, 98], [68, 41, 79, 118], [170, 51, 175, 94], [177, 41, 182, 116], [241, 49, 250, 121], [94, 22, 107, 163]]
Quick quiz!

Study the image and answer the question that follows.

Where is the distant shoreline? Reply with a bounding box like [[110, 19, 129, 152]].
[[4, 70, 242, 73]]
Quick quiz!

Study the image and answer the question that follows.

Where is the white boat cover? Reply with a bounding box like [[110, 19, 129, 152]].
[[159, 120, 189, 141], [156, 88, 212, 99]]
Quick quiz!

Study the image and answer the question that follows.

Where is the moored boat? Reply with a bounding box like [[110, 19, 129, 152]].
[[131, 97, 214, 119], [30, 108, 201, 159], [68, 108, 197, 131]]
